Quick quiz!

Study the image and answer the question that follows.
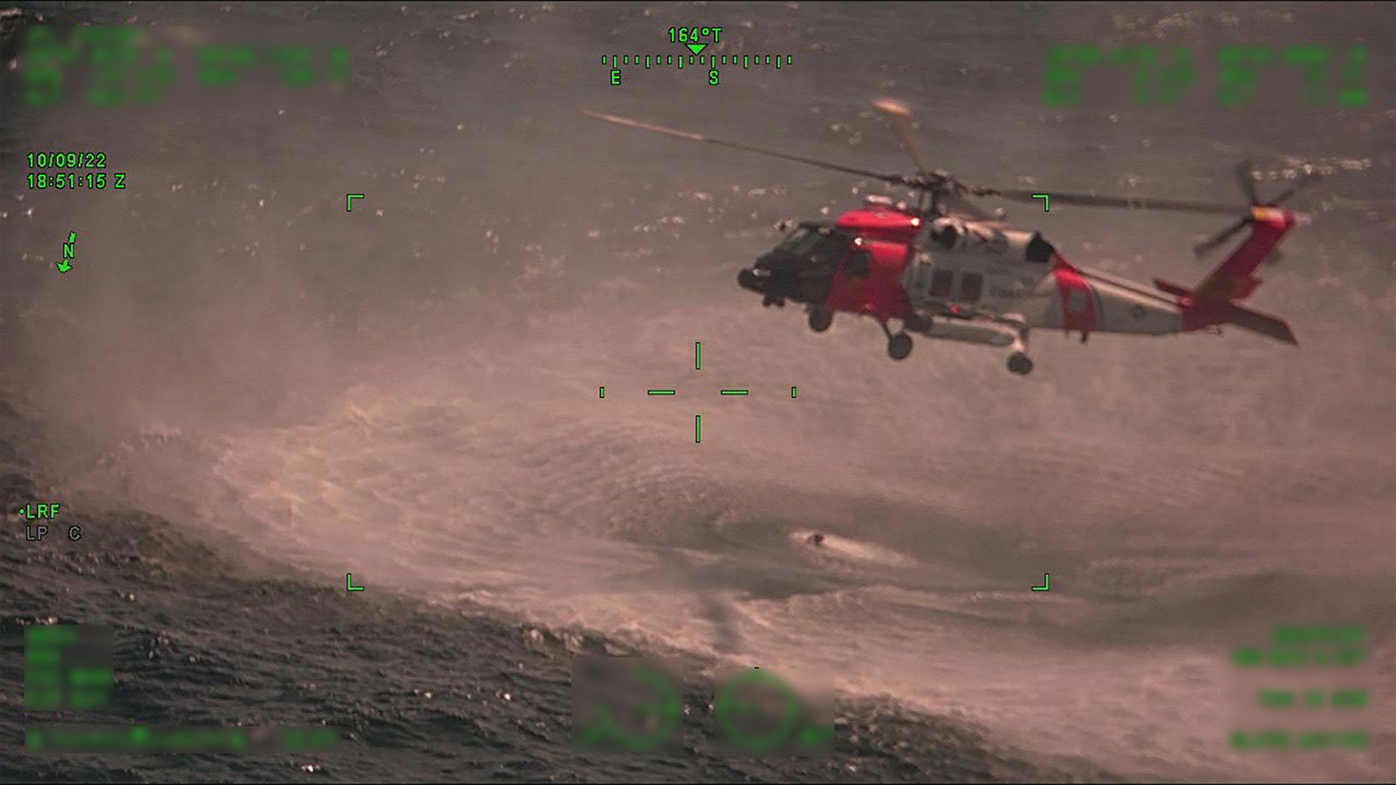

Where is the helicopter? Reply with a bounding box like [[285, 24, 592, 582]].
[[583, 100, 1314, 375]]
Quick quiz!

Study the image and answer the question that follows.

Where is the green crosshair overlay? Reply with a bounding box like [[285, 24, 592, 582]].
[[716, 669, 811, 753], [597, 341, 799, 443]]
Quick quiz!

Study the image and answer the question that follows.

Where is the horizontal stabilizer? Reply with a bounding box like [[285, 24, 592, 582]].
[[1220, 302, 1298, 345]]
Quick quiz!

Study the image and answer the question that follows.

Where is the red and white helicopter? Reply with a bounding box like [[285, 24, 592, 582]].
[[585, 100, 1314, 375]]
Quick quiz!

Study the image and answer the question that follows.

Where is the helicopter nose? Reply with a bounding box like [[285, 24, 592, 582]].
[[737, 267, 767, 294]]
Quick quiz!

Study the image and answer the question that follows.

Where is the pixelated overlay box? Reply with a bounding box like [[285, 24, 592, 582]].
[[572, 656, 686, 754], [24, 624, 113, 711], [19, 22, 351, 112], [571, 656, 835, 756], [711, 665, 833, 757], [1227, 624, 1376, 754], [25, 724, 341, 753]]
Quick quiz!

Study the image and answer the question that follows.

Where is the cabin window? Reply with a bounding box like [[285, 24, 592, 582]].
[[959, 272, 984, 303], [780, 226, 851, 271], [929, 269, 955, 298]]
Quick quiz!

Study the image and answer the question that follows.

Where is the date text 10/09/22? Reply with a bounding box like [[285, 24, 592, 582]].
[[19, 26, 349, 109], [1045, 44, 1371, 108]]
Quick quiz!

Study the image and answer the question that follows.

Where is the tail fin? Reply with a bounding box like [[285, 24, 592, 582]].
[[1155, 206, 1300, 345], [1192, 206, 1296, 302]]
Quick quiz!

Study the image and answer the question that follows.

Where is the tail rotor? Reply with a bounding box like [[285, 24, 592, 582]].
[[1194, 159, 1319, 259]]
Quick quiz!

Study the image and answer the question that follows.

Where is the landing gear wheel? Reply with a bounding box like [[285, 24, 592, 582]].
[[888, 332, 913, 361], [1007, 352, 1033, 376], [808, 308, 833, 333]]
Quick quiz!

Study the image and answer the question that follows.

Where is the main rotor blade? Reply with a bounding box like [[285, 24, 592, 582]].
[[872, 97, 932, 174], [1269, 169, 1322, 206], [1193, 216, 1251, 257], [940, 191, 995, 222], [984, 188, 1238, 216], [583, 110, 908, 186], [1236, 159, 1260, 205]]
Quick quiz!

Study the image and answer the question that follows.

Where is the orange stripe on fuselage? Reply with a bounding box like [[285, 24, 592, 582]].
[[1053, 263, 1099, 332]]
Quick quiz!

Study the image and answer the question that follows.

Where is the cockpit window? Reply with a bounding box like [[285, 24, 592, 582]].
[[776, 228, 825, 257], [844, 249, 872, 277], [777, 227, 850, 269]]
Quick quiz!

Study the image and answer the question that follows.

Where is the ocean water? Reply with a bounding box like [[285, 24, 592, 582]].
[[3, 2, 1394, 782]]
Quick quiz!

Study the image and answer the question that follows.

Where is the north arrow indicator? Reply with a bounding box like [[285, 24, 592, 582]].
[[57, 229, 76, 273]]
